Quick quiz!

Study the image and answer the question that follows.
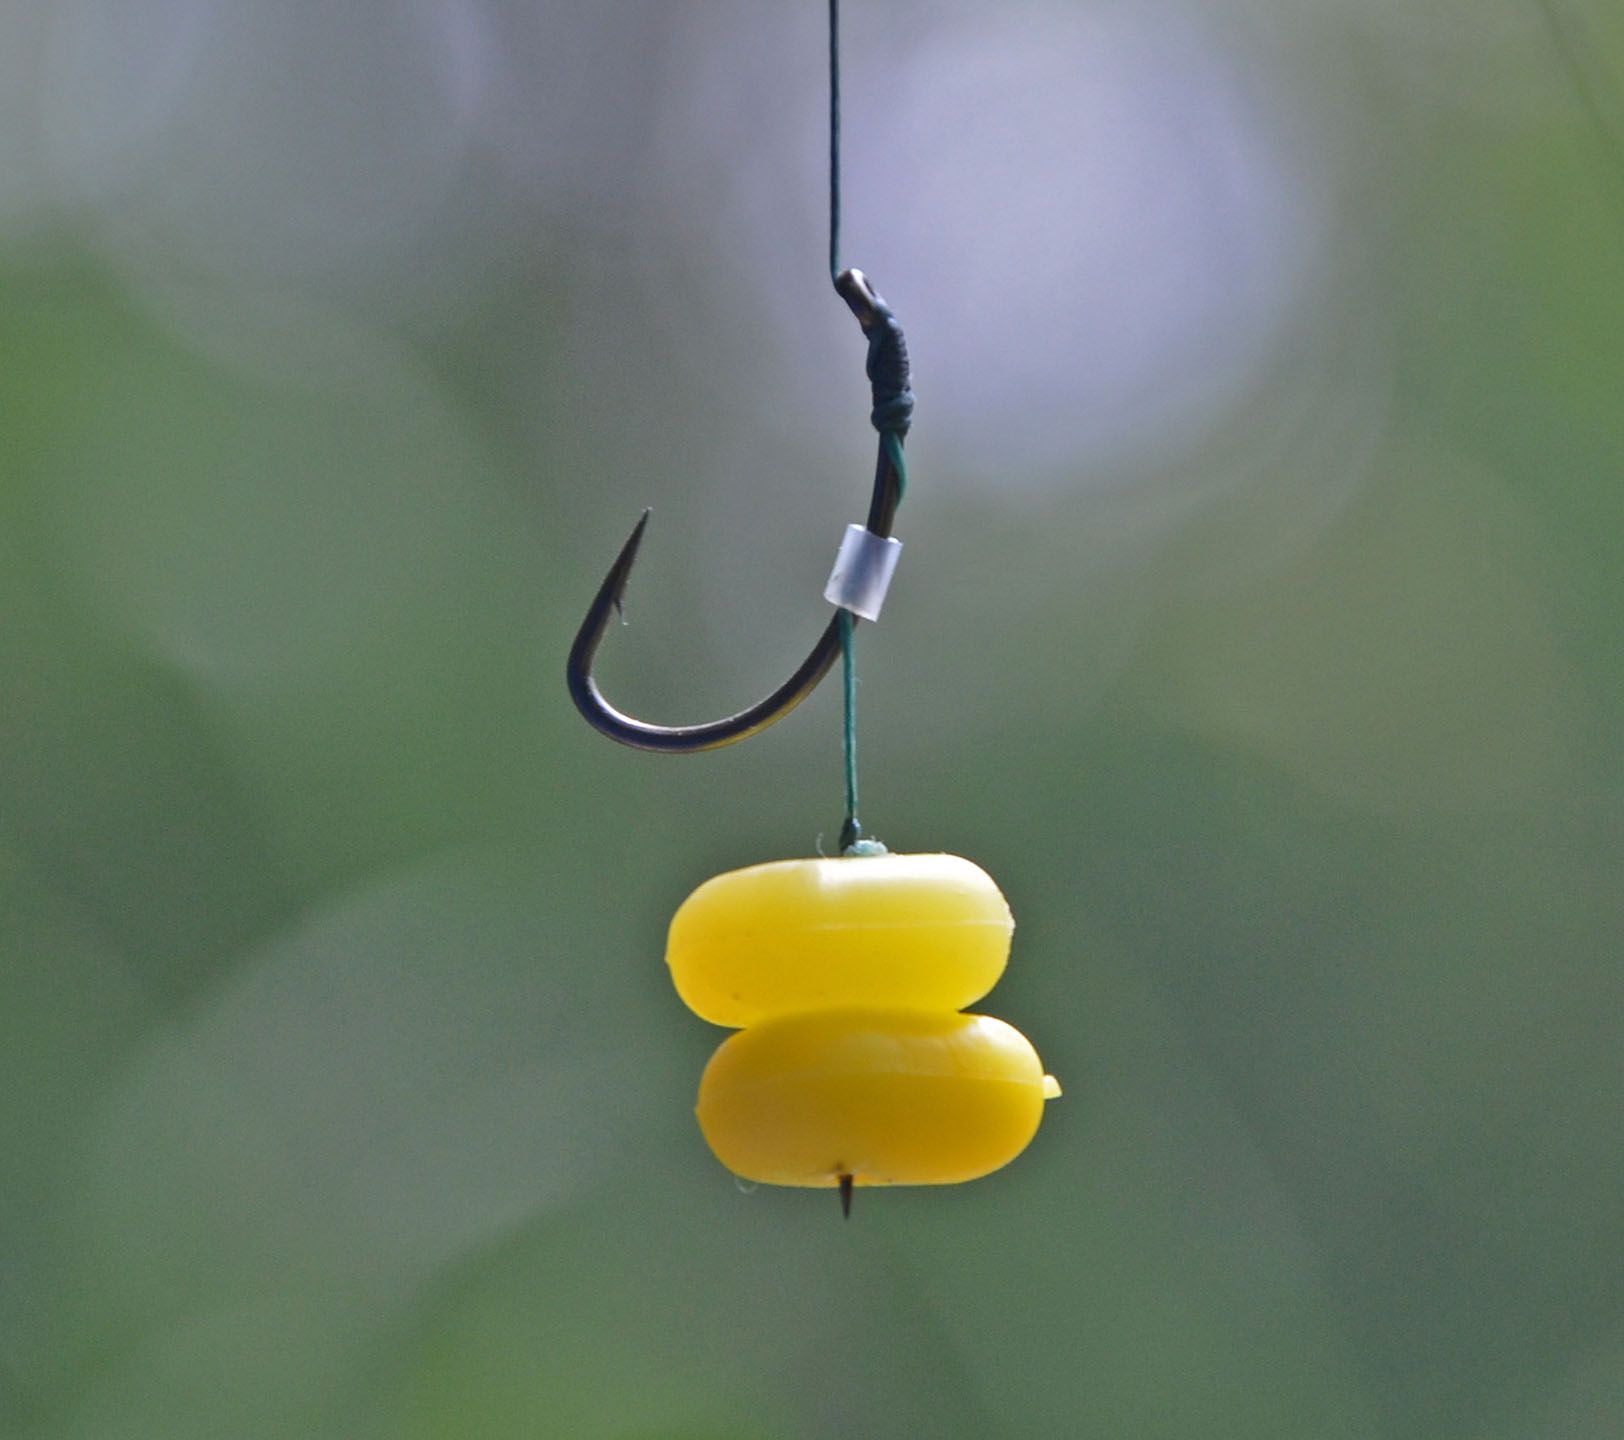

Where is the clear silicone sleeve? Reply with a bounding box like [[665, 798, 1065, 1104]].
[[823, 524, 903, 621]]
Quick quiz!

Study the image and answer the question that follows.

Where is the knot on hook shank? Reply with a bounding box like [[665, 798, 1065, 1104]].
[[865, 310, 914, 437], [836, 268, 914, 439]]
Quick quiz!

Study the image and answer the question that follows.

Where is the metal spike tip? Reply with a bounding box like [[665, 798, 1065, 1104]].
[[838, 1173, 854, 1219]]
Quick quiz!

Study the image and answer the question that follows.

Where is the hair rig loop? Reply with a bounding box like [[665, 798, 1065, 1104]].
[[565, 268, 914, 754]]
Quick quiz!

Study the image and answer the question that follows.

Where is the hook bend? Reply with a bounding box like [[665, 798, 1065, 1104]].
[[565, 269, 912, 754]]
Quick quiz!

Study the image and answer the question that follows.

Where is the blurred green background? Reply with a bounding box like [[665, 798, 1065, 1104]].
[[3, 2, 1621, 1437]]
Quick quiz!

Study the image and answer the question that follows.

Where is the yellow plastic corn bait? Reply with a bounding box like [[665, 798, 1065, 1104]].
[[667, 852, 1059, 1203], [667, 852, 1014, 1027], [698, 1009, 1049, 1187]]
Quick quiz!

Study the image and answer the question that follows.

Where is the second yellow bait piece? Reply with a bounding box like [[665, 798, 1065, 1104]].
[[698, 1007, 1052, 1188]]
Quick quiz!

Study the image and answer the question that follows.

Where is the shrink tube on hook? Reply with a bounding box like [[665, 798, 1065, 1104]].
[[824, 524, 902, 621]]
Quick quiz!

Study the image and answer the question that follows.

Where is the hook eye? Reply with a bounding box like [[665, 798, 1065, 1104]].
[[834, 268, 883, 328]]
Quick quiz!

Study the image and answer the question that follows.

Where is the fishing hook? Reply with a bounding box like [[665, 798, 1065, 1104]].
[[566, 268, 913, 753]]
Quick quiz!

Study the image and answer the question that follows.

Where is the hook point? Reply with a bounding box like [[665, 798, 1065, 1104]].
[[605, 508, 652, 610]]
